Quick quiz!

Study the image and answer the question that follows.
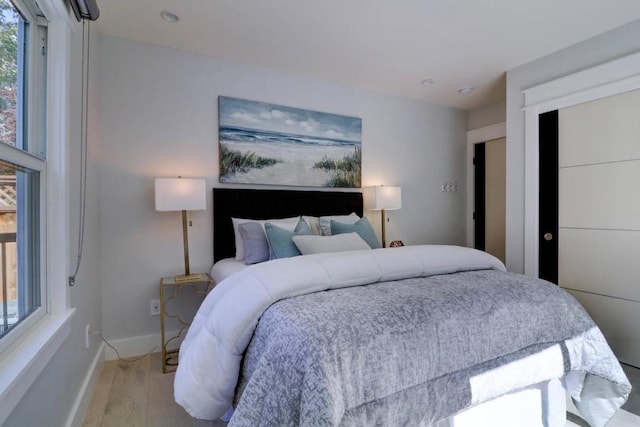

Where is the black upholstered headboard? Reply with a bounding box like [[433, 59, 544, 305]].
[[213, 188, 363, 262]]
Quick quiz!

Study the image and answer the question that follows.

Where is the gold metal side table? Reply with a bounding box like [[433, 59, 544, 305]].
[[159, 272, 214, 373]]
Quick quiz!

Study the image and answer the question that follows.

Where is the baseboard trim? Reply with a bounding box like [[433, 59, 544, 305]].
[[103, 332, 166, 361], [65, 342, 105, 427]]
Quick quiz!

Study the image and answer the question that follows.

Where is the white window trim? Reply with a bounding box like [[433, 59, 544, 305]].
[[522, 51, 640, 277], [0, 1, 77, 423], [0, 310, 74, 424]]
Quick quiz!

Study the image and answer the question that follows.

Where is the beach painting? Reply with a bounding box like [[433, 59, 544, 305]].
[[218, 96, 362, 188]]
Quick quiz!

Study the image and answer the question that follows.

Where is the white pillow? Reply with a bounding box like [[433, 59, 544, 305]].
[[232, 216, 299, 261], [292, 232, 371, 255], [318, 213, 359, 236]]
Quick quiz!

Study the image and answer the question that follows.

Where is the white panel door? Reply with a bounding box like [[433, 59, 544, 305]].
[[559, 89, 640, 168], [558, 89, 640, 367], [566, 290, 640, 366], [558, 161, 640, 230], [559, 229, 640, 302]]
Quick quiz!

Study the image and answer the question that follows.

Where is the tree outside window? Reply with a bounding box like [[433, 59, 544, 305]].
[[0, 0, 18, 148], [0, 0, 20, 334]]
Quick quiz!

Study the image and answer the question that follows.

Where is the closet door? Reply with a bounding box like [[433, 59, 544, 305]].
[[474, 139, 506, 264], [485, 138, 506, 264], [557, 89, 640, 367]]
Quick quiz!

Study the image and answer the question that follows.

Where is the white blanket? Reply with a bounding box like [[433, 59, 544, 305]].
[[174, 245, 505, 419]]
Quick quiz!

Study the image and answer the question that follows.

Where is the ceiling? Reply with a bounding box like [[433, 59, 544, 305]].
[[94, 0, 640, 111]]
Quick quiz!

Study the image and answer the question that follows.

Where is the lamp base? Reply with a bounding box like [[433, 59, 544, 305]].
[[174, 273, 202, 282], [381, 209, 387, 248]]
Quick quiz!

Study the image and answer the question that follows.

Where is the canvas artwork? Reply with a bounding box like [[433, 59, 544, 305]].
[[218, 96, 362, 188]]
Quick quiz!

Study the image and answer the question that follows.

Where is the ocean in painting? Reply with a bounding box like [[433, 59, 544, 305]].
[[220, 126, 358, 148], [218, 97, 362, 188]]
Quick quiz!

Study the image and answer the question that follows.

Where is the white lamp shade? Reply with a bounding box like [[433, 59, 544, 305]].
[[364, 185, 402, 211], [155, 178, 206, 211]]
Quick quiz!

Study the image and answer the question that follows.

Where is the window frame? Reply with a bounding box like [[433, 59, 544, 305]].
[[0, 0, 74, 423], [0, 0, 47, 351]]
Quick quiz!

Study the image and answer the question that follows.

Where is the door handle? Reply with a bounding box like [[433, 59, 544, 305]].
[[543, 233, 553, 241]]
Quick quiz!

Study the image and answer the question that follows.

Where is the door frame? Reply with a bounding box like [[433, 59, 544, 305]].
[[522, 51, 640, 277], [466, 122, 506, 248]]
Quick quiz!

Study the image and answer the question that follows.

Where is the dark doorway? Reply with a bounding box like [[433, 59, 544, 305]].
[[474, 143, 485, 251], [538, 110, 559, 284]]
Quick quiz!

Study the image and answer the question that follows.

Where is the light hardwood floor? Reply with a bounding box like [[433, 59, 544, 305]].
[[83, 353, 226, 427], [621, 363, 640, 415]]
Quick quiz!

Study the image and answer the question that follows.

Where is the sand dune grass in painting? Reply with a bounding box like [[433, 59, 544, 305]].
[[219, 145, 281, 176], [313, 147, 361, 187], [219, 140, 357, 187]]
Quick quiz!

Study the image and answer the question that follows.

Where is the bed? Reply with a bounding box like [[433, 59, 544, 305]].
[[174, 188, 631, 427]]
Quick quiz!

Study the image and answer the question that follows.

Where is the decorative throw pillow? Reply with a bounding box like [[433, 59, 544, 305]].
[[238, 222, 269, 264], [318, 213, 360, 236], [301, 216, 323, 235], [264, 219, 312, 259], [330, 217, 381, 249], [292, 232, 371, 255], [232, 216, 299, 261]]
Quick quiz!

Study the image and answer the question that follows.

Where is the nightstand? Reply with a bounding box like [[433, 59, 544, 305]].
[[159, 272, 214, 373]]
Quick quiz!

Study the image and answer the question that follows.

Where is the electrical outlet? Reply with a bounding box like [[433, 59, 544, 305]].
[[150, 299, 160, 316], [85, 324, 91, 349], [441, 182, 459, 192]]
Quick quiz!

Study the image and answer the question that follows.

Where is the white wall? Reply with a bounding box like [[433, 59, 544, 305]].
[[505, 19, 640, 273], [4, 24, 103, 427], [468, 102, 505, 130], [95, 35, 468, 345]]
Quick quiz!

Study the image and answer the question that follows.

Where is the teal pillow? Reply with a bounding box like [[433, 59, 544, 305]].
[[330, 217, 381, 249], [265, 219, 312, 259]]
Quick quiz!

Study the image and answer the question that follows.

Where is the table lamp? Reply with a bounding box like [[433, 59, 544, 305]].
[[364, 185, 402, 248], [155, 177, 206, 281]]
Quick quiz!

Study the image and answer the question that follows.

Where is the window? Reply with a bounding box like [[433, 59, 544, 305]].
[[0, 0, 46, 341], [0, 0, 72, 421]]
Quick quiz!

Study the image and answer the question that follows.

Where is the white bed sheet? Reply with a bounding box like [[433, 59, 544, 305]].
[[210, 258, 248, 284]]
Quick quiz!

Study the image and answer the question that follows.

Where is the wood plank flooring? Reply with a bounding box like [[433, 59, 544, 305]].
[[622, 363, 640, 415], [83, 353, 226, 427]]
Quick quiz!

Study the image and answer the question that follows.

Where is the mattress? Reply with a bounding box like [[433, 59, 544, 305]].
[[210, 257, 247, 284]]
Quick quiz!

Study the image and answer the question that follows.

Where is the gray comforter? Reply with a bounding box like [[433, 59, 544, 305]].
[[231, 270, 630, 426]]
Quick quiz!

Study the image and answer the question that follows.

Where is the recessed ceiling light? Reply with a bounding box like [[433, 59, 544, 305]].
[[160, 10, 180, 23], [458, 86, 475, 95], [421, 78, 435, 86]]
